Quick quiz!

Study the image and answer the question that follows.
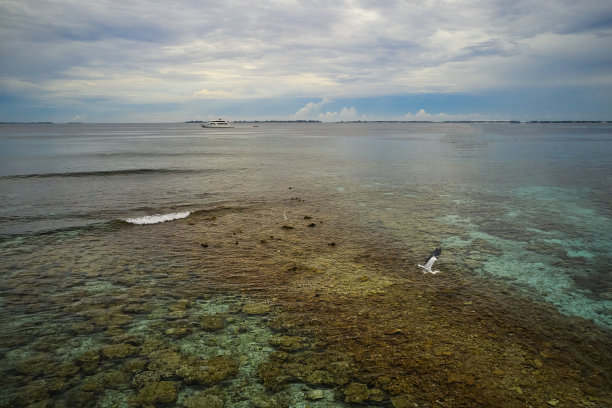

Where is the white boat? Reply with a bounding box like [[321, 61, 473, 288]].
[[201, 119, 234, 128]]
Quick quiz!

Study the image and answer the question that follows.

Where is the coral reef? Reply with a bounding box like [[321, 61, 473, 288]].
[[0, 201, 610, 407]]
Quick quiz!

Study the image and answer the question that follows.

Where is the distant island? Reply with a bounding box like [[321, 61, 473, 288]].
[[0, 121, 54, 124], [2, 120, 608, 125], [186, 120, 322, 123], [333, 120, 610, 124], [185, 120, 609, 124]]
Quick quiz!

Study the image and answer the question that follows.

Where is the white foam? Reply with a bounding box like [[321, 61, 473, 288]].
[[123, 211, 191, 225]]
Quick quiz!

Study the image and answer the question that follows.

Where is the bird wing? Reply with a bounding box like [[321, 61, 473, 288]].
[[423, 247, 441, 270], [423, 255, 437, 270]]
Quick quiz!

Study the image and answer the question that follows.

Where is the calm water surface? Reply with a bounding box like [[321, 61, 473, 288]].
[[1, 122, 611, 407]]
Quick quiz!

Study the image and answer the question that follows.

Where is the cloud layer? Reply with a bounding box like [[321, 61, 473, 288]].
[[1, 0, 611, 121]]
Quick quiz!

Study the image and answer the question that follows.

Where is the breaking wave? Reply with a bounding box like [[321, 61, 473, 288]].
[[122, 211, 191, 225]]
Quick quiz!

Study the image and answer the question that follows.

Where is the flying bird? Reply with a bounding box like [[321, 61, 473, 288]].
[[418, 247, 442, 274]]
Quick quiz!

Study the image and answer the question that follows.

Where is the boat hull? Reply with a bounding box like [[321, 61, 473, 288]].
[[201, 119, 234, 128]]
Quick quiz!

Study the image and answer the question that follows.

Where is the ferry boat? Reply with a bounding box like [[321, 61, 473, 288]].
[[201, 119, 234, 128]]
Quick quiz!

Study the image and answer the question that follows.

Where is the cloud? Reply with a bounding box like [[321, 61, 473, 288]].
[[319, 106, 366, 122], [193, 88, 234, 98], [401, 108, 508, 122], [291, 98, 332, 119], [292, 100, 367, 122], [1, 0, 611, 121], [409, 109, 432, 119]]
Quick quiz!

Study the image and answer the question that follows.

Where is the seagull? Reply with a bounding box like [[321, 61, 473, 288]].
[[418, 247, 442, 274]]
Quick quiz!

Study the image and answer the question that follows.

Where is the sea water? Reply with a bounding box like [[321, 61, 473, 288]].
[[0, 122, 611, 407]]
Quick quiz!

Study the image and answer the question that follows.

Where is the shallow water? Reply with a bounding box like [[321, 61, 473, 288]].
[[0, 123, 611, 407]]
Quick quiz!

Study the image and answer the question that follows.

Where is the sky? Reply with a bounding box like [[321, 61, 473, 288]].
[[1, 0, 611, 122]]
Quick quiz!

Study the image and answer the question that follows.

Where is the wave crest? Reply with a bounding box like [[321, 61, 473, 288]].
[[122, 211, 191, 225], [1, 168, 207, 179]]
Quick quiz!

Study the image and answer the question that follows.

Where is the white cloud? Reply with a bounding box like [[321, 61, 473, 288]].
[[291, 98, 332, 119], [402, 109, 504, 122], [319, 106, 365, 122], [193, 88, 234, 98]]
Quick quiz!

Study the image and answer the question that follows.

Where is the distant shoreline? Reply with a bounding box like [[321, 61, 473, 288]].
[[189, 120, 610, 124], [186, 120, 322, 124], [2, 120, 609, 125], [0, 121, 55, 124]]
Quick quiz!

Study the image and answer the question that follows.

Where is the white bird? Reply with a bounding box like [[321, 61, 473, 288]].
[[418, 247, 442, 274]]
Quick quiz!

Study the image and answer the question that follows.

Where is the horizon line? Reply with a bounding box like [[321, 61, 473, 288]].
[[2, 120, 611, 125]]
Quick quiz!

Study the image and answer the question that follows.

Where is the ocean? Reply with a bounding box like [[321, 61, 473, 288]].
[[0, 122, 611, 407]]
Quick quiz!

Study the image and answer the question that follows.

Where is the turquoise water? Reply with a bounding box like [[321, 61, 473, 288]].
[[1, 122, 611, 406]]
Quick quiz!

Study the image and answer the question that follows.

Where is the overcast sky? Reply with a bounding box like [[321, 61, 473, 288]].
[[1, 0, 611, 122]]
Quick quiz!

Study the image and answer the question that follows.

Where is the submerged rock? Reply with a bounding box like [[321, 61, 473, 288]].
[[306, 370, 335, 386], [147, 349, 182, 374], [447, 373, 476, 386], [270, 335, 307, 351], [168, 310, 187, 319], [103, 369, 130, 389], [77, 350, 100, 372], [201, 314, 226, 331], [343, 382, 370, 403], [14, 353, 55, 376], [70, 321, 96, 334], [56, 362, 80, 378], [305, 389, 325, 400], [170, 298, 192, 311], [47, 377, 68, 394], [165, 326, 190, 338], [369, 387, 385, 402], [82, 308, 132, 327], [258, 361, 292, 391], [131, 370, 163, 389], [17, 379, 49, 405], [131, 381, 179, 406], [121, 358, 147, 373], [250, 391, 282, 408], [139, 338, 166, 355], [61, 387, 95, 407], [182, 392, 224, 408], [102, 343, 139, 359], [176, 355, 239, 385], [242, 302, 271, 315], [122, 302, 150, 314], [391, 395, 417, 408]]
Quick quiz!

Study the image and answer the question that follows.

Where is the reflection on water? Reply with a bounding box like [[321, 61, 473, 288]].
[[1, 199, 611, 407]]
